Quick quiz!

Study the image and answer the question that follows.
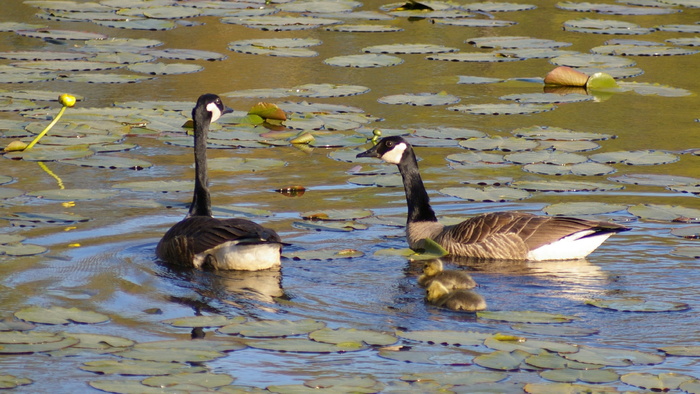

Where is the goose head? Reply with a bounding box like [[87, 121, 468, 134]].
[[357, 136, 410, 165], [422, 259, 444, 277], [425, 280, 450, 302], [193, 93, 233, 125]]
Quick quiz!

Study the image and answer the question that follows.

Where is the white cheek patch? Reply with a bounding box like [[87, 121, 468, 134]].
[[206, 102, 222, 123], [381, 142, 407, 164]]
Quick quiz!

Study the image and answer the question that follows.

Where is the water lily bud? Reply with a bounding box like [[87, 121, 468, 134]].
[[58, 94, 76, 107]]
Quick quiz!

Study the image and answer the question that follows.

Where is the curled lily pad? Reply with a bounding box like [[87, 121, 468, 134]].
[[440, 186, 531, 202], [15, 307, 109, 325], [81, 359, 206, 376], [586, 298, 690, 312], [478, 310, 579, 323], [324, 54, 404, 68]]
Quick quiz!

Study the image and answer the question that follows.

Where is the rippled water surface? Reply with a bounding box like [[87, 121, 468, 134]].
[[1, 0, 699, 392]]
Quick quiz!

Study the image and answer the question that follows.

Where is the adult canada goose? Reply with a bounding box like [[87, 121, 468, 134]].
[[418, 259, 477, 290], [356, 136, 630, 261], [425, 281, 487, 312], [156, 94, 283, 271]]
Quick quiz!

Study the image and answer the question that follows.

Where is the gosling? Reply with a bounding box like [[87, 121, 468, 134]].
[[418, 259, 477, 290], [426, 281, 487, 312]]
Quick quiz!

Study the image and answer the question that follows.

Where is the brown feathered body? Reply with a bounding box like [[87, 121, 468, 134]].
[[357, 136, 630, 261]]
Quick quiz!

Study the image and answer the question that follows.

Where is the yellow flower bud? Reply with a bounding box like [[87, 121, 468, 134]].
[[59, 93, 76, 107]]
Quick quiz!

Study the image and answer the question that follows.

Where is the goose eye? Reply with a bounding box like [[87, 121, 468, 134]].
[[386, 141, 394, 148]]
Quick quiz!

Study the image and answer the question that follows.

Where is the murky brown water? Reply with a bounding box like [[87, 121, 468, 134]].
[[1, 0, 699, 392]]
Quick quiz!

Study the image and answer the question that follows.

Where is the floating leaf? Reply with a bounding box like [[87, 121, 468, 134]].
[[609, 173, 700, 187], [301, 209, 372, 221], [400, 370, 507, 385], [0, 375, 32, 389], [586, 298, 690, 312], [620, 372, 695, 391], [81, 359, 206, 376], [14, 306, 109, 325], [219, 319, 326, 337], [512, 180, 623, 192], [512, 125, 614, 141], [363, 43, 458, 54], [448, 103, 555, 115], [0, 243, 47, 256], [672, 246, 700, 258], [505, 151, 588, 165], [671, 226, 700, 239], [562, 18, 652, 34], [473, 349, 531, 371], [544, 202, 627, 216], [659, 346, 700, 357], [126, 62, 203, 75], [67, 333, 135, 350], [27, 188, 116, 201], [563, 346, 664, 366], [524, 162, 615, 176], [551, 53, 636, 68], [628, 204, 700, 222], [440, 186, 531, 202], [15, 29, 107, 41], [478, 310, 578, 323], [323, 54, 404, 68], [617, 81, 692, 97], [207, 157, 286, 172], [526, 351, 603, 369], [0, 212, 90, 224], [378, 344, 476, 365], [142, 373, 234, 389], [396, 330, 489, 346], [292, 221, 368, 232], [309, 327, 397, 346], [0, 334, 78, 354], [283, 248, 364, 260], [429, 52, 523, 62], [500, 93, 592, 104], [378, 92, 460, 106], [116, 340, 235, 363], [162, 315, 244, 328], [245, 338, 366, 353], [485, 336, 578, 354], [292, 83, 370, 98], [540, 368, 619, 384]]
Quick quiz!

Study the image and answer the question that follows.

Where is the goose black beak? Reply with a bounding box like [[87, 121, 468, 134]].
[[356, 144, 381, 158], [223, 106, 234, 115]]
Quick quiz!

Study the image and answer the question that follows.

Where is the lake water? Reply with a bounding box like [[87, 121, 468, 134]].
[[1, 0, 699, 392]]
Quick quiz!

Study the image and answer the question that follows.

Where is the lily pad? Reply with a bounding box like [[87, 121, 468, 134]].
[[524, 162, 616, 176], [473, 349, 531, 371], [378, 344, 476, 365], [363, 43, 459, 54], [511, 180, 624, 192], [540, 368, 619, 384], [0, 243, 48, 256], [126, 62, 203, 75], [671, 246, 700, 258], [208, 157, 286, 172], [162, 315, 245, 328], [563, 345, 664, 366], [513, 126, 615, 141], [447, 103, 555, 115], [590, 150, 679, 165], [671, 226, 700, 239], [14, 306, 109, 325], [562, 18, 652, 34], [378, 92, 460, 106], [505, 151, 588, 165], [245, 338, 366, 353], [526, 351, 603, 369], [551, 53, 636, 68], [544, 202, 628, 216], [218, 319, 326, 337], [15, 28, 107, 41], [323, 54, 404, 68], [440, 186, 531, 202], [500, 93, 593, 104], [142, 373, 234, 389], [400, 371, 507, 385], [112, 180, 192, 192], [3, 146, 94, 161], [609, 173, 700, 187], [309, 327, 397, 346], [283, 248, 364, 260], [627, 204, 700, 222], [0, 375, 32, 389], [0, 334, 79, 354], [428, 52, 524, 62], [484, 336, 579, 354], [586, 298, 690, 312], [617, 81, 692, 97], [81, 359, 207, 376], [478, 310, 579, 323], [620, 372, 695, 390], [659, 345, 700, 356], [292, 83, 370, 98], [396, 330, 490, 346], [115, 340, 236, 363], [292, 221, 368, 232], [301, 209, 372, 221], [0, 212, 90, 224], [27, 188, 117, 201]]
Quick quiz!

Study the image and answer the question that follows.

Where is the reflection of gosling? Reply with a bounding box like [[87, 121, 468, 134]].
[[418, 260, 477, 290], [426, 281, 487, 312]]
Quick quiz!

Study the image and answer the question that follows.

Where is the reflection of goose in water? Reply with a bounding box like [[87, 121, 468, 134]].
[[425, 281, 487, 312], [357, 136, 630, 261], [418, 259, 477, 290]]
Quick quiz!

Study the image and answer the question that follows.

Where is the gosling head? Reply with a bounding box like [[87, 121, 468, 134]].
[[425, 281, 450, 302], [422, 259, 444, 277], [356, 136, 409, 165]]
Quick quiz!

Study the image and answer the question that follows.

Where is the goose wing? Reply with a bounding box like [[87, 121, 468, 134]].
[[156, 216, 282, 267]]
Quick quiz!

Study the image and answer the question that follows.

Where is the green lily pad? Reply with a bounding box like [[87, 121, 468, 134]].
[[3, 146, 94, 161], [620, 372, 695, 391], [671, 226, 700, 239], [563, 346, 664, 366], [283, 248, 364, 260], [27, 189, 117, 201], [524, 162, 615, 176], [88, 380, 184, 393], [292, 221, 368, 232], [505, 151, 588, 165], [512, 126, 615, 141], [0, 212, 90, 224], [218, 319, 326, 337], [0, 334, 79, 354], [500, 93, 593, 104], [15, 28, 108, 41], [245, 338, 366, 353], [540, 368, 619, 384], [526, 351, 603, 369], [511, 180, 623, 192], [478, 310, 579, 323], [429, 52, 523, 62], [378, 344, 476, 365], [67, 333, 135, 350], [112, 180, 191, 192], [590, 150, 678, 165], [116, 340, 234, 363], [0, 188, 24, 199], [94, 18, 176, 30], [670, 246, 700, 258], [551, 53, 636, 69], [557, 1, 680, 14], [659, 345, 700, 356], [325, 24, 403, 33], [126, 62, 203, 75], [142, 373, 234, 389], [524, 382, 618, 393], [292, 83, 370, 98], [162, 315, 245, 328], [304, 375, 381, 391], [0, 234, 25, 244], [0, 375, 32, 389], [414, 127, 486, 139], [462, 2, 536, 11], [324, 54, 404, 68], [562, 18, 652, 34], [363, 43, 459, 54], [656, 24, 700, 33], [459, 137, 538, 152], [0, 243, 48, 256], [586, 298, 690, 312], [400, 370, 508, 385], [485, 336, 579, 354], [309, 327, 397, 346], [61, 73, 155, 83], [396, 330, 490, 346], [81, 359, 206, 376], [222, 15, 341, 29], [628, 204, 700, 222], [300, 209, 373, 221], [278, 1, 361, 13], [448, 103, 555, 115], [440, 186, 531, 202], [473, 349, 531, 371], [609, 173, 699, 187], [378, 92, 460, 106], [544, 202, 628, 216], [207, 157, 286, 172], [617, 81, 692, 97], [433, 19, 517, 28], [14, 306, 109, 324], [458, 75, 506, 84], [537, 140, 601, 152], [11, 60, 122, 72]]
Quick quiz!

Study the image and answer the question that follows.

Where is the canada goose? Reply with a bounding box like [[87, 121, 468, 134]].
[[418, 259, 477, 289], [156, 94, 283, 271], [356, 136, 630, 261], [426, 281, 487, 312]]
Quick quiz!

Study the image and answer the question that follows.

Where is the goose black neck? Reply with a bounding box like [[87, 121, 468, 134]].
[[398, 146, 438, 224], [189, 106, 212, 217]]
